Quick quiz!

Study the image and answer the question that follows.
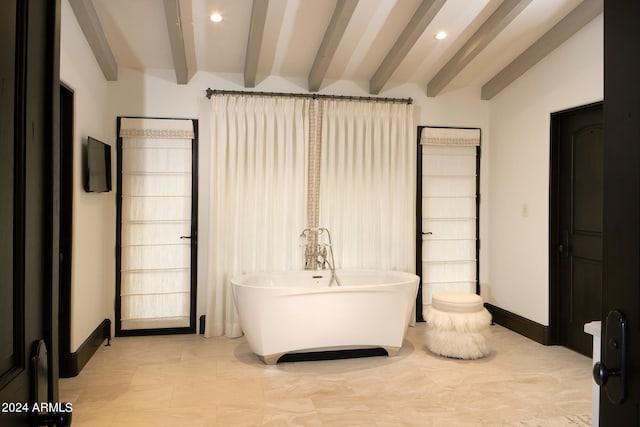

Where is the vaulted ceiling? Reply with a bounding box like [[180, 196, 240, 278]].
[[69, 0, 602, 99]]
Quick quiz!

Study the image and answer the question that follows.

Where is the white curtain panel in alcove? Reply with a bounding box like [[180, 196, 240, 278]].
[[119, 118, 194, 330], [420, 127, 480, 305], [207, 95, 307, 338], [318, 100, 415, 272]]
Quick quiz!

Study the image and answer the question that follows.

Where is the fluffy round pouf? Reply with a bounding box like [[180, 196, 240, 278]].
[[424, 292, 492, 359]]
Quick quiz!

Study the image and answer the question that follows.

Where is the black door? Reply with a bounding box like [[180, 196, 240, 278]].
[[115, 118, 198, 336], [599, 1, 640, 424], [0, 1, 61, 426], [552, 103, 603, 357]]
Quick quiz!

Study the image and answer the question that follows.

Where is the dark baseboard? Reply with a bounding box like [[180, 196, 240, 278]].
[[60, 319, 111, 378], [485, 303, 550, 345]]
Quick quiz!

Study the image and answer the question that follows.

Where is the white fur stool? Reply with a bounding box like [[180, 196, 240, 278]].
[[424, 292, 492, 359]]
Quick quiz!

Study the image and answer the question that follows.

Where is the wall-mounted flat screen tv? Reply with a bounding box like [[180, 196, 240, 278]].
[[84, 137, 112, 192]]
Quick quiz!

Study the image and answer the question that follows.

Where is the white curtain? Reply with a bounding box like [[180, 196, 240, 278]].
[[318, 100, 415, 271], [206, 96, 308, 337], [119, 118, 195, 330]]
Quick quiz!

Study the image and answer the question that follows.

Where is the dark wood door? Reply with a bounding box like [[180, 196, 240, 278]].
[[59, 84, 75, 377], [600, 1, 640, 424], [555, 103, 603, 357], [0, 1, 60, 425]]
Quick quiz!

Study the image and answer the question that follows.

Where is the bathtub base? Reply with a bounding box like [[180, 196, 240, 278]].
[[258, 345, 402, 365]]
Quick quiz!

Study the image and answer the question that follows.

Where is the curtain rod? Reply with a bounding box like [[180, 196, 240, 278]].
[[205, 88, 413, 105]]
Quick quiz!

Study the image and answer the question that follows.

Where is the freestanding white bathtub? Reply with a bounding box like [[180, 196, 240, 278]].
[[231, 269, 419, 364]]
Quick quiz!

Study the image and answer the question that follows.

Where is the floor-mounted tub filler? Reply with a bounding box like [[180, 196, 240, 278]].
[[231, 269, 419, 364]]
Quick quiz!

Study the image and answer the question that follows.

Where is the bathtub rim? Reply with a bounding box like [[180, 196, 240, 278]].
[[231, 268, 419, 289]]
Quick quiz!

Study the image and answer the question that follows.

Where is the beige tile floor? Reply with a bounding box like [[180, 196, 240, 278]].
[[59, 324, 593, 426]]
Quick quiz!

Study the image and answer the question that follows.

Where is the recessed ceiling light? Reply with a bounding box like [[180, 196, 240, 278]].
[[435, 31, 448, 40], [210, 12, 223, 23]]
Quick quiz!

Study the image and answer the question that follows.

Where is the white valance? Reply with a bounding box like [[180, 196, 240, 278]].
[[119, 118, 195, 139], [421, 127, 480, 147]]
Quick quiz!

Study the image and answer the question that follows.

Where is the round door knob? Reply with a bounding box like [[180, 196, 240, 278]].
[[593, 361, 620, 386]]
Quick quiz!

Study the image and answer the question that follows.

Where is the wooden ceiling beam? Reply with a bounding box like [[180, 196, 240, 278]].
[[481, 0, 603, 100], [369, 0, 446, 95], [245, 0, 270, 88], [427, 0, 533, 97], [308, 0, 359, 92], [69, 0, 118, 81], [163, 0, 194, 85]]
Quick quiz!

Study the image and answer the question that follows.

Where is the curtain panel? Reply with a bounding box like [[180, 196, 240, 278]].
[[318, 100, 415, 271], [206, 96, 308, 337]]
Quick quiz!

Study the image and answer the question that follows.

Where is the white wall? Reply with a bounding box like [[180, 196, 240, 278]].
[[60, 0, 116, 351], [487, 15, 603, 325], [108, 69, 490, 323]]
